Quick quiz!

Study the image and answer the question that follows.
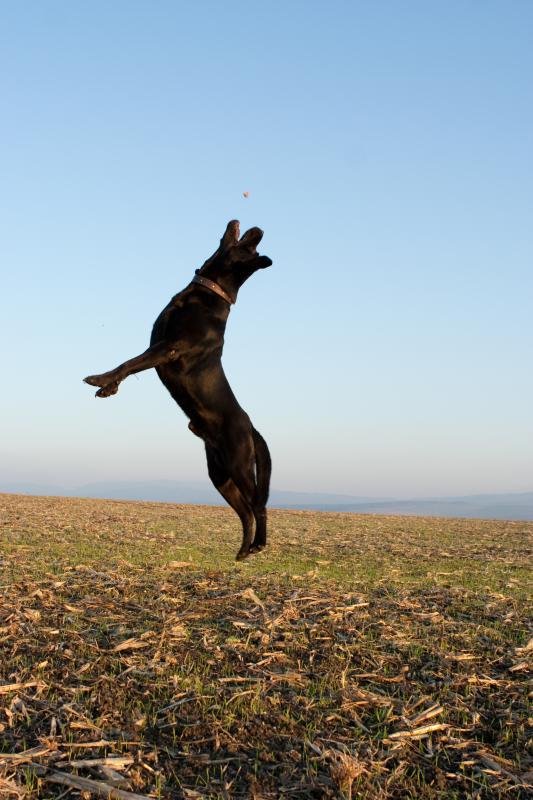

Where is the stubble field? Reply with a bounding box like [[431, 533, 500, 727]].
[[0, 493, 531, 799]]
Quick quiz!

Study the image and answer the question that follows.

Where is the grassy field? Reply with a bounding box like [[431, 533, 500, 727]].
[[0, 493, 531, 799]]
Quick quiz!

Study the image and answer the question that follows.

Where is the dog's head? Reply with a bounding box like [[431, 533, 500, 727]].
[[196, 220, 272, 297]]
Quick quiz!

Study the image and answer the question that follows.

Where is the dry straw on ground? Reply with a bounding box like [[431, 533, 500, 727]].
[[0, 494, 531, 798]]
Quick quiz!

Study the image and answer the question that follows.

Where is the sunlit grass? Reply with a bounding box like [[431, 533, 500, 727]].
[[0, 493, 531, 799]]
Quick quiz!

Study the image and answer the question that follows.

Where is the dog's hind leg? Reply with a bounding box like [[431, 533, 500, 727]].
[[205, 444, 255, 560], [219, 479, 256, 561], [84, 341, 181, 397], [221, 429, 268, 559], [248, 427, 271, 553]]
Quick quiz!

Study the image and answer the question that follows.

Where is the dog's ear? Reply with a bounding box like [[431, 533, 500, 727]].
[[253, 255, 273, 269]]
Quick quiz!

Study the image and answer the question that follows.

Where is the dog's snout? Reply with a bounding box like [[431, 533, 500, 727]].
[[221, 220, 240, 247]]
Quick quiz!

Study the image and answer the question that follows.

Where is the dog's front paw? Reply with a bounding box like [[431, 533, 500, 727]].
[[95, 382, 119, 398], [84, 374, 108, 387]]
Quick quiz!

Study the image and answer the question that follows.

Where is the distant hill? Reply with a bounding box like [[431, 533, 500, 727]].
[[286, 493, 533, 521], [0, 480, 382, 509], [1, 480, 533, 521]]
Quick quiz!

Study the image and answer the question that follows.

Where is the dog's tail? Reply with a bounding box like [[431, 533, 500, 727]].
[[252, 427, 271, 508]]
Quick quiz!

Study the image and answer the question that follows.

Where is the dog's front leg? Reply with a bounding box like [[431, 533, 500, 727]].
[[84, 341, 180, 397]]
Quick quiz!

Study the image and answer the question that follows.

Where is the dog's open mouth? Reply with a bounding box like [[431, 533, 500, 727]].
[[240, 226, 263, 249], [223, 220, 264, 253]]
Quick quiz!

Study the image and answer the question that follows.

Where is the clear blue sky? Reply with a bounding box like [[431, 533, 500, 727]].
[[1, 1, 532, 498]]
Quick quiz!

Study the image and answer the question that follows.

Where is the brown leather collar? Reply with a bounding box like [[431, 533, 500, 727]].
[[192, 274, 235, 305]]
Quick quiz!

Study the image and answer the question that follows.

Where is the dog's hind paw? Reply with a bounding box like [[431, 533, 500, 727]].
[[235, 543, 265, 560]]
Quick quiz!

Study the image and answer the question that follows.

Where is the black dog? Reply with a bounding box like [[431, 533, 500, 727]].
[[84, 220, 273, 560]]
